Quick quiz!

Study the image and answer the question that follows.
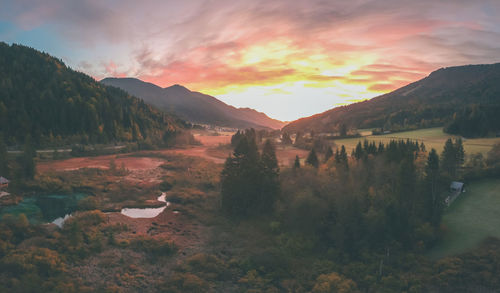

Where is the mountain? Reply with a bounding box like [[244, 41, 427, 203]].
[[101, 78, 285, 130], [283, 63, 500, 136], [0, 42, 184, 146]]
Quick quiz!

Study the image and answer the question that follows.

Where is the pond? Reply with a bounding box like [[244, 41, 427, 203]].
[[0, 193, 88, 227], [120, 192, 170, 218]]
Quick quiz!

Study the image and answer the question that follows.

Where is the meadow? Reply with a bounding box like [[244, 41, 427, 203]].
[[334, 127, 500, 155], [428, 179, 500, 259]]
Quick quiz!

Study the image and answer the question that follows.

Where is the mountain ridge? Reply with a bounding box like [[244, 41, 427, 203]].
[[283, 62, 500, 134], [101, 77, 285, 130], [0, 42, 183, 146]]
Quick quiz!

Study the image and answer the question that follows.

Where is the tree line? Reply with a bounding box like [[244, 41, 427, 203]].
[[0, 42, 183, 147], [221, 131, 472, 253]]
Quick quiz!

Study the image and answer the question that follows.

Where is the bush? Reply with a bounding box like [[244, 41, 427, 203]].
[[312, 272, 358, 293], [159, 181, 173, 192], [162, 272, 209, 293], [130, 237, 177, 257]]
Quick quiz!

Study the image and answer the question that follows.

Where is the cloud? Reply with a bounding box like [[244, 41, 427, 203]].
[[2, 0, 500, 120]]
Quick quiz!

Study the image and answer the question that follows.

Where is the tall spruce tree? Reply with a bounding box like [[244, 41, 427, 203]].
[[221, 131, 279, 218], [425, 149, 442, 225], [354, 142, 364, 160], [0, 134, 8, 176], [231, 130, 243, 147], [21, 135, 36, 179], [324, 146, 334, 162], [394, 155, 417, 245], [455, 138, 465, 169], [306, 148, 319, 168], [260, 139, 280, 213], [338, 145, 349, 169], [294, 155, 301, 169], [441, 138, 457, 177]]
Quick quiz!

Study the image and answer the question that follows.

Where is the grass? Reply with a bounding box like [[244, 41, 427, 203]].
[[334, 127, 500, 155], [427, 179, 500, 259]]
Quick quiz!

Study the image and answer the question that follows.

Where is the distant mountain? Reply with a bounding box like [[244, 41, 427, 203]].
[[283, 63, 500, 136], [101, 78, 285, 130], [0, 42, 184, 146]]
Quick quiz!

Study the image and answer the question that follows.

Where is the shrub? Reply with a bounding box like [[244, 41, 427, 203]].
[[130, 237, 177, 257]]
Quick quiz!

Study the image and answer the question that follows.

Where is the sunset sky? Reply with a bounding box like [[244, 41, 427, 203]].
[[1, 0, 500, 121]]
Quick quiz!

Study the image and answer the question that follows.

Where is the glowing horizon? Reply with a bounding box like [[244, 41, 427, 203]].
[[1, 0, 500, 121]]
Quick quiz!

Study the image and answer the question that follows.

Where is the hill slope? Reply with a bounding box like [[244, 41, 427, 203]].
[[283, 63, 500, 135], [0, 42, 183, 146], [101, 78, 284, 129]]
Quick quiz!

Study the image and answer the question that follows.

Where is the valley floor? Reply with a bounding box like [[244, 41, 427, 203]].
[[334, 127, 500, 155]]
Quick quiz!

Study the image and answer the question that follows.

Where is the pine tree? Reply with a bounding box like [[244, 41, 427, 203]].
[[425, 149, 441, 225], [378, 142, 385, 153], [0, 133, 8, 176], [293, 155, 301, 169], [455, 138, 465, 169], [324, 146, 334, 162], [231, 130, 243, 147], [339, 145, 349, 169], [221, 132, 277, 218], [21, 135, 36, 179], [420, 142, 426, 152], [334, 149, 340, 162], [395, 155, 417, 244], [354, 142, 364, 160], [260, 139, 280, 213], [306, 148, 319, 168], [441, 138, 457, 177], [221, 136, 257, 217]]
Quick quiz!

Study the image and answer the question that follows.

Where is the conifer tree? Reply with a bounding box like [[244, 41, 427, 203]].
[[441, 138, 457, 177], [354, 142, 364, 160], [306, 148, 319, 168], [294, 155, 301, 169], [324, 146, 334, 162], [221, 131, 279, 218], [378, 142, 385, 153], [21, 135, 36, 179], [425, 149, 442, 225], [455, 138, 465, 168], [0, 134, 8, 176], [420, 142, 426, 152], [231, 130, 243, 147], [260, 139, 280, 212], [339, 145, 349, 169]]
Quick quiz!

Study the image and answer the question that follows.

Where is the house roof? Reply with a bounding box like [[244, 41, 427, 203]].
[[450, 181, 464, 190]]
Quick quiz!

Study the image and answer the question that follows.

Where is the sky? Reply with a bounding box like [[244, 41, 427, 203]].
[[1, 0, 500, 121]]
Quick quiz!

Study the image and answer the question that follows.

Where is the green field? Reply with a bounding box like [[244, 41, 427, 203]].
[[334, 127, 500, 155], [427, 179, 500, 259]]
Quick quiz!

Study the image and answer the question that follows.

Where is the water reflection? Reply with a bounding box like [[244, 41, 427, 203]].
[[120, 193, 170, 218]]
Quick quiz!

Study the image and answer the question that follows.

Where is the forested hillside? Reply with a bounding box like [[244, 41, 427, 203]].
[[284, 63, 500, 137], [0, 43, 184, 146]]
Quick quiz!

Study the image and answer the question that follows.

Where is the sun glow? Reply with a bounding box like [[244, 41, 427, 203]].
[[196, 42, 387, 120]]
